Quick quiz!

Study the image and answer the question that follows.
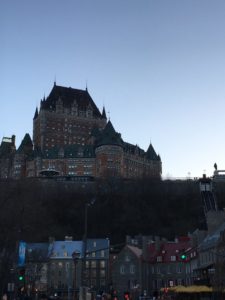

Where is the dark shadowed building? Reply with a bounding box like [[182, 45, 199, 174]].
[[0, 84, 161, 179]]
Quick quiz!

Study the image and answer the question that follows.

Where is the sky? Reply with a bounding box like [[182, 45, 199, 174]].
[[1, 0, 225, 179]]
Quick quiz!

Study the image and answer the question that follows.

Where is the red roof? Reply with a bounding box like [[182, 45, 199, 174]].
[[147, 237, 191, 263]]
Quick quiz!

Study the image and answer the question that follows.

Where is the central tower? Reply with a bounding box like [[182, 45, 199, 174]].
[[33, 84, 107, 153]]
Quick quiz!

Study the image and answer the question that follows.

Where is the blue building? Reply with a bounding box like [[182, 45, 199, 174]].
[[24, 237, 110, 297]]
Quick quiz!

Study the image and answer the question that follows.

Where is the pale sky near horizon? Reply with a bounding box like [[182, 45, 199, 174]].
[[1, 0, 225, 179]]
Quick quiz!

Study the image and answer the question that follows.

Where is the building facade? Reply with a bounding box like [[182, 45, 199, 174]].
[[0, 84, 162, 180], [111, 245, 143, 300], [24, 237, 110, 297]]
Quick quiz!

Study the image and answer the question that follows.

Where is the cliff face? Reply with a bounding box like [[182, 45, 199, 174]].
[[0, 177, 206, 244]]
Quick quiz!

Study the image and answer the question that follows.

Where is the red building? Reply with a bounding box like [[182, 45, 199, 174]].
[[0, 84, 162, 180], [147, 237, 191, 292]]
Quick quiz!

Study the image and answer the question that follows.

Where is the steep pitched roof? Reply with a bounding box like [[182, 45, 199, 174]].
[[147, 237, 191, 263], [0, 142, 13, 158], [146, 143, 161, 161], [123, 142, 145, 157], [102, 106, 107, 119], [127, 245, 142, 258], [48, 239, 109, 259], [86, 238, 110, 259], [0, 136, 16, 158], [49, 241, 83, 259], [40, 84, 103, 118], [40, 144, 95, 159], [17, 133, 33, 154], [96, 120, 123, 147], [33, 107, 38, 119], [26, 243, 49, 262]]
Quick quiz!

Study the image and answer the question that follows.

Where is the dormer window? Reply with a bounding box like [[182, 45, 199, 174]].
[[56, 97, 63, 113], [86, 104, 93, 118], [71, 100, 78, 116]]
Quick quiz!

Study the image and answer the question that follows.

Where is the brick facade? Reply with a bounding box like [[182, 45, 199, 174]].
[[0, 84, 162, 180]]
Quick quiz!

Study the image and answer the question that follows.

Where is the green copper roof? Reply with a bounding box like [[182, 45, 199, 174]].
[[95, 120, 123, 147], [17, 133, 33, 154], [41, 144, 95, 159], [146, 143, 161, 161]]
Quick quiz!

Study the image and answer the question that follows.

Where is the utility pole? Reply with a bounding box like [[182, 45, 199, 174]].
[[81, 199, 95, 300], [81, 203, 88, 300], [72, 251, 80, 300]]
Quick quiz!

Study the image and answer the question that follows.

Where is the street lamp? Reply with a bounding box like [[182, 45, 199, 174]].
[[72, 251, 80, 300], [81, 199, 95, 300]]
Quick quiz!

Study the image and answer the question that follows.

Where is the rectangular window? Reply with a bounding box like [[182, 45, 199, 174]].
[[100, 261, 105, 268], [100, 269, 105, 278], [120, 265, 125, 274], [171, 256, 176, 261], [157, 256, 162, 262], [130, 265, 135, 274], [91, 279, 96, 287], [91, 261, 96, 268], [100, 279, 106, 287], [91, 269, 96, 278], [177, 265, 182, 273]]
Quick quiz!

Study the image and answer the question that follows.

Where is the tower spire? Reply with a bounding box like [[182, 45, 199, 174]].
[[102, 106, 107, 119]]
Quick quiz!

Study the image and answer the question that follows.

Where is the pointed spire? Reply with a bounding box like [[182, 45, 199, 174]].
[[33, 107, 38, 120], [85, 80, 88, 92], [54, 75, 56, 86], [17, 133, 33, 154], [146, 143, 159, 160], [102, 106, 107, 119], [104, 120, 116, 133], [96, 120, 123, 147]]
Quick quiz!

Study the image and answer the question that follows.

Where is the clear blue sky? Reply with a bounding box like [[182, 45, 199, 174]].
[[1, 0, 225, 178]]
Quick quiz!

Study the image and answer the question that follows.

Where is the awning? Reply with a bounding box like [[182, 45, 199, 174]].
[[163, 285, 213, 293]]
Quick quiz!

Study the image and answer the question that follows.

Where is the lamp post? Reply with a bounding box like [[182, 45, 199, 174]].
[[72, 251, 80, 300], [81, 199, 95, 300]]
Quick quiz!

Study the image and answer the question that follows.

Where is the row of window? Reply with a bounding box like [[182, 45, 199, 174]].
[[50, 260, 106, 269], [50, 279, 106, 289], [151, 264, 183, 274], [120, 265, 136, 274], [156, 255, 177, 262]]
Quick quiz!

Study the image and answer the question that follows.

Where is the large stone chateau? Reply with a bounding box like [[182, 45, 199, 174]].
[[0, 84, 162, 180]]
